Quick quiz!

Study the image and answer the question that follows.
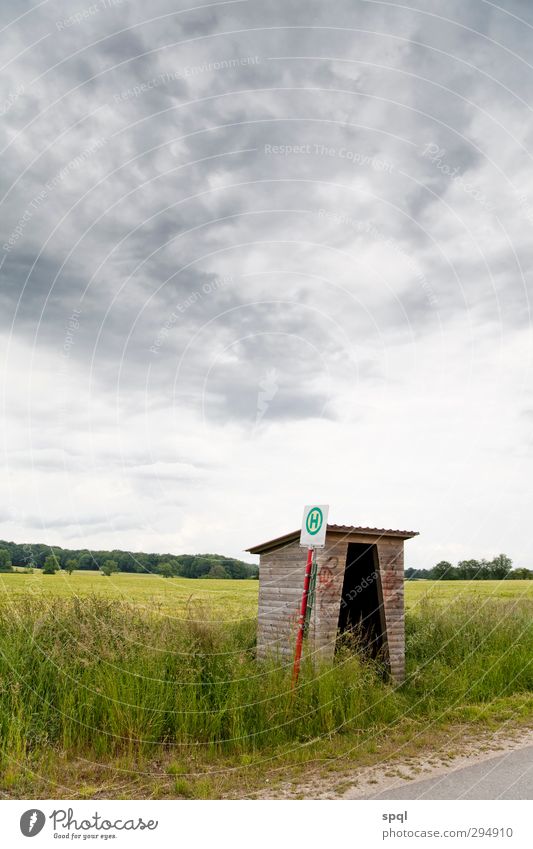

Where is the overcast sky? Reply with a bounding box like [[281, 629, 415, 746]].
[[0, 0, 532, 568]]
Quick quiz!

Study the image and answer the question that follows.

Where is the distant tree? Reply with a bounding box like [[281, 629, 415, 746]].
[[206, 564, 229, 579], [192, 557, 213, 578], [43, 554, 59, 574], [176, 554, 195, 573], [93, 552, 108, 571], [65, 559, 77, 575], [53, 548, 66, 569], [77, 551, 96, 570], [117, 552, 139, 573], [0, 540, 256, 580], [432, 560, 455, 580], [159, 562, 174, 579], [474, 559, 491, 580], [11, 543, 26, 567], [456, 559, 481, 580], [405, 567, 433, 580], [508, 567, 532, 580], [224, 561, 249, 580], [34, 546, 49, 568], [168, 558, 182, 576], [0, 548, 13, 572], [488, 553, 513, 580], [101, 559, 119, 577]]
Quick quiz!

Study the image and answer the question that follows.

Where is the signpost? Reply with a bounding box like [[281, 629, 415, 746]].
[[299, 504, 328, 548], [292, 505, 329, 687]]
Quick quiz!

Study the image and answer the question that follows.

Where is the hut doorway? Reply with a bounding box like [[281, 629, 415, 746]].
[[337, 542, 385, 658]]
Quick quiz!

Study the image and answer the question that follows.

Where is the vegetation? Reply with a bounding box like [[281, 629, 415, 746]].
[[100, 559, 119, 577], [0, 549, 13, 573], [2, 571, 533, 618], [42, 554, 59, 574], [0, 538, 258, 579], [405, 553, 530, 580], [0, 570, 260, 618], [0, 588, 531, 798], [3, 538, 526, 582]]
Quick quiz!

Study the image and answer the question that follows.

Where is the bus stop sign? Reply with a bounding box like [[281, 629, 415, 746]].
[[300, 504, 329, 548]]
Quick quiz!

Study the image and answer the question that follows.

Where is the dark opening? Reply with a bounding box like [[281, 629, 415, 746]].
[[337, 542, 384, 658]]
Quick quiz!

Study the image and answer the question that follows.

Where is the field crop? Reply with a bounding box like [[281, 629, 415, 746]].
[[0, 570, 258, 619], [3, 571, 533, 618], [0, 575, 532, 798]]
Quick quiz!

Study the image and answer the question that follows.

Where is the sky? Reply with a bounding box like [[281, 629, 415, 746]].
[[0, 0, 532, 568]]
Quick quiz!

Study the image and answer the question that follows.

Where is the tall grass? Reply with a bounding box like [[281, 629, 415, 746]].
[[0, 595, 531, 763]]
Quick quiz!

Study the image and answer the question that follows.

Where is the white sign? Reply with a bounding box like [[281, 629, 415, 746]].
[[300, 504, 329, 548]]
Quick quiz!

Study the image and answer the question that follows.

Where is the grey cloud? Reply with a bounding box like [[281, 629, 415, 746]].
[[1, 0, 532, 424]]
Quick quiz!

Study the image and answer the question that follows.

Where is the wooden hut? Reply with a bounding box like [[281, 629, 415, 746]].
[[247, 524, 418, 682]]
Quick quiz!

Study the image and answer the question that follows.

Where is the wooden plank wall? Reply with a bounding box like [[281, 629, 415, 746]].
[[256, 539, 308, 660], [375, 538, 405, 682]]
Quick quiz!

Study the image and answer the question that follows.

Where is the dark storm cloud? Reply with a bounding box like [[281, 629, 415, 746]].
[[1, 0, 532, 434]]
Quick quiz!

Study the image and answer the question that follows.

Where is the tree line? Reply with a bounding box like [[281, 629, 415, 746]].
[[0, 540, 258, 579], [405, 554, 532, 580]]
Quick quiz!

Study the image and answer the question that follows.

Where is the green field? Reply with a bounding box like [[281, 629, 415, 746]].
[[0, 570, 258, 619], [0, 574, 532, 799], [2, 571, 533, 617]]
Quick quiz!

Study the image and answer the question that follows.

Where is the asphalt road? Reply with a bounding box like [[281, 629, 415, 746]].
[[362, 744, 533, 799]]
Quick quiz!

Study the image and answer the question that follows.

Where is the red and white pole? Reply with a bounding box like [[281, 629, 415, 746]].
[[292, 546, 314, 688]]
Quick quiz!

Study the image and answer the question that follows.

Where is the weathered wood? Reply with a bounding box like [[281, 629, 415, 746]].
[[255, 528, 415, 683]]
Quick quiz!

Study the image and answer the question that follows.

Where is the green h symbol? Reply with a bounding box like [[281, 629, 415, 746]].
[[306, 507, 323, 535]]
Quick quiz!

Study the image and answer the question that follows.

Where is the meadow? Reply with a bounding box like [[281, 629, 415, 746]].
[[3, 569, 533, 616], [1, 570, 258, 619], [0, 573, 532, 798]]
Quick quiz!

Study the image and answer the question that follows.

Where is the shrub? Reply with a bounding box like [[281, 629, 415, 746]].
[[101, 560, 118, 577], [42, 555, 59, 574]]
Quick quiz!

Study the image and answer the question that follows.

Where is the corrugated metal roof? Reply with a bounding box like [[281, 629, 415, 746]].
[[246, 524, 419, 554]]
